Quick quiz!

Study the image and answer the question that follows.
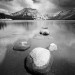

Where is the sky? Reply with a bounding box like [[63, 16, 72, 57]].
[[0, 0, 75, 14]]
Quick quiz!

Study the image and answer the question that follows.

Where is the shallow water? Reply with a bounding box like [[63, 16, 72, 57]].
[[0, 20, 75, 75]]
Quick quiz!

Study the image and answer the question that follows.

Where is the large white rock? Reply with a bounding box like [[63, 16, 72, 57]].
[[24, 47, 53, 74], [30, 47, 51, 68]]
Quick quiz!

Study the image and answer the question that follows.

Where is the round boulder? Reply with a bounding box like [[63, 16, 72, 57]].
[[24, 47, 53, 75], [48, 43, 57, 51]]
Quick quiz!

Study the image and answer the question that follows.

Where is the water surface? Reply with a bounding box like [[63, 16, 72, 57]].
[[0, 20, 75, 75]]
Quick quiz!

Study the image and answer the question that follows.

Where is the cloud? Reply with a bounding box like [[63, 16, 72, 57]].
[[0, 0, 59, 14], [32, 0, 40, 3], [0, 0, 13, 1], [25, 0, 58, 15], [50, 0, 75, 8], [0, 0, 26, 12], [0, 0, 74, 14]]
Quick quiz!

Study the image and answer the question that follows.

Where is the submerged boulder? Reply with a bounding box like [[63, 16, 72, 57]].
[[13, 39, 31, 51]]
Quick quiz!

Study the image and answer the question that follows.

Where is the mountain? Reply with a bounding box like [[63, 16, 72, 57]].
[[10, 8, 38, 20], [0, 13, 11, 19], [0, 8, 75, 20], [0, 8, 48, 20], [50, 8, 75, 20], [0, 9, 11, 20]]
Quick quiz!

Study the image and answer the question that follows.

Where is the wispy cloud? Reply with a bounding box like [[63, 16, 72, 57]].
[[50, 0, 75, 8], [0, 0, 74, 14], [0, 0, 59, 14]]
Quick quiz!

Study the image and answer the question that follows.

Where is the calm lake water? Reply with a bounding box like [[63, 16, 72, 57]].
[[0, 20, 75, 75]]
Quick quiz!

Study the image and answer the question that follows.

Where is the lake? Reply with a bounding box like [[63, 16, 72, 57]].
[[0, 20, 75, 75]]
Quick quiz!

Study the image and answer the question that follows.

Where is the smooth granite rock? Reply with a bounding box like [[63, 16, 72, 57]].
[[13, 39, 31, 51], [48, 43, 57, 51], [40, 29, 50, 36], [24, 47, 53, 75]]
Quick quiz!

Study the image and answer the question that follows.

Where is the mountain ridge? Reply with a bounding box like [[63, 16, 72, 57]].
[[0, 8, 46, 20], [0, 8, 75, 20]]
